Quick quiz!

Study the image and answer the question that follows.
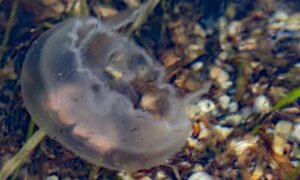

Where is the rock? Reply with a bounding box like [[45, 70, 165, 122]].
[[228, 102, 239, 113], [219, 95, 231, 110], [188, 171, 214, 180], [46, 175, 59, 180], [290, 123, 300, 143], [253, 95, 271, 113], [273, 120, 293, 155]]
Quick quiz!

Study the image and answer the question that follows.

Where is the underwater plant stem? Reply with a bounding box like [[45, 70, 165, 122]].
[[0, 129, 46, 180], [127, 0, 160, 36], [25, 119, 36, 141], [68, 0, 89, 17], [273, 86, 300, 110], [78, 0, 89, 16], [11, 119, 36, 180], [0, 0, 18, 63]]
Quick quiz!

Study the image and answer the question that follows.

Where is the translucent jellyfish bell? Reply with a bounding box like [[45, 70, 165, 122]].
[[21, 9, 192, 171]]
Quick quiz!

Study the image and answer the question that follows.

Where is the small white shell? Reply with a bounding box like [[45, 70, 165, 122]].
[[21, 15, 191, 171]]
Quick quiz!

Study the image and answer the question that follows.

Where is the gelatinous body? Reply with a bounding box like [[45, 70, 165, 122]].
[[21, 16, 191, 171]]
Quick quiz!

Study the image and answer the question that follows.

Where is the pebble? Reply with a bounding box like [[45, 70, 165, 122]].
[[219, 95, 231, 110], [192, 61, 204, 71], [275, 120, 293, 137], [291, 160, 300, 167], [123, 0, 140, 8], [273, 120, 293, 156], [192, 164, 204, 171], [222, 114, 242, 126], [273, 11, 289, 21], [214, 125, 233, 140], [46, 175, 59, 180], [187, 137, 204, 149], [186, 44, 205, 60], [198, 128, 211, 139], [187, 104, 202, 120], [209, 66, 229, 85], [228, 102, 238, 113], [117, 171, 134, 180], [96, 6, 118, 17], [138, 176, 152, 180], [188, 171, 214, 180], [253, 95, 271, 113], [156, 171, 167, 179], [228, 21, 242, 37], [197, 99, 216, 113], [221, 81, 233, 89], [187, 99, 216, 120], [290, 123, 300, 143], [219, 51, 228, 61], [193, 24, 207, 37]]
